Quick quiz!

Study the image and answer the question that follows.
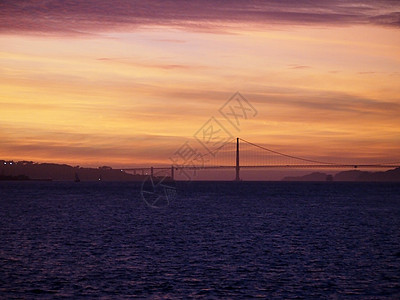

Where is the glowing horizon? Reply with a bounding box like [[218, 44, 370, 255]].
[[1, 1, 399, 168]]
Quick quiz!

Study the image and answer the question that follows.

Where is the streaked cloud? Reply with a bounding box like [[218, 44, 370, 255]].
[[0, 1, 399, 35], [288, 64, 311, 70]]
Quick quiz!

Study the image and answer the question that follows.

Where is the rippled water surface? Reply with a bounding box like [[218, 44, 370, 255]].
[[1, 181, 400, 298]]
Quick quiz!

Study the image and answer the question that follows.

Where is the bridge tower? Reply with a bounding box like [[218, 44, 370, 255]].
[[235, 137, 240, 181]]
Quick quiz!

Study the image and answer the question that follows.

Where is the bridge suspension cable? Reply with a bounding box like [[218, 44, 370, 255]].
[[239, 138, 340, 166]]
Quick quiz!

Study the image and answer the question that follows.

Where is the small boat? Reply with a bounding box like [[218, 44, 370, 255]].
[[74, 172, 80, 182]]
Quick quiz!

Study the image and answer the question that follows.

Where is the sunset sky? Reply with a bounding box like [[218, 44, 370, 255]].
[[1, 0, 400, 169]]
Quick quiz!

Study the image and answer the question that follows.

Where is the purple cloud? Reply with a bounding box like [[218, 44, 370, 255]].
[[0, 0, 399, 35]]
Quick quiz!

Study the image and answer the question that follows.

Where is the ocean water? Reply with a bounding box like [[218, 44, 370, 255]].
[[0, 181, 399, 299]]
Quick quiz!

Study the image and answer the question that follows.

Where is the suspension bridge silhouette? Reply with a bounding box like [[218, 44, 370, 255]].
[[122, 138, 400, 181]]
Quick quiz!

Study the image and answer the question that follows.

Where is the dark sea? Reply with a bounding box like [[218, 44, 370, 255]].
[[0, 181, 399, 299]]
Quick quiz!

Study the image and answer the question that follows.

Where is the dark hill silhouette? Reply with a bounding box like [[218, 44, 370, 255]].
[[1, 160, 149, 181], [357, 168, 400, 181], [281, 172, 330, 181], [282, 168, 400, 182], [333, 170, 363, 181]]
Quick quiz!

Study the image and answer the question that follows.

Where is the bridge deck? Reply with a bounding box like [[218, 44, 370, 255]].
[[122, 164, 400, 171]]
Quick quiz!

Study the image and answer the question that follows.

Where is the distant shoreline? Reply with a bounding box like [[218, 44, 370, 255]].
[[0, 174, 30, 181], [0, 175, 53, 181], [2, 160, 400, 182], [0, 160, 151, 182]]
